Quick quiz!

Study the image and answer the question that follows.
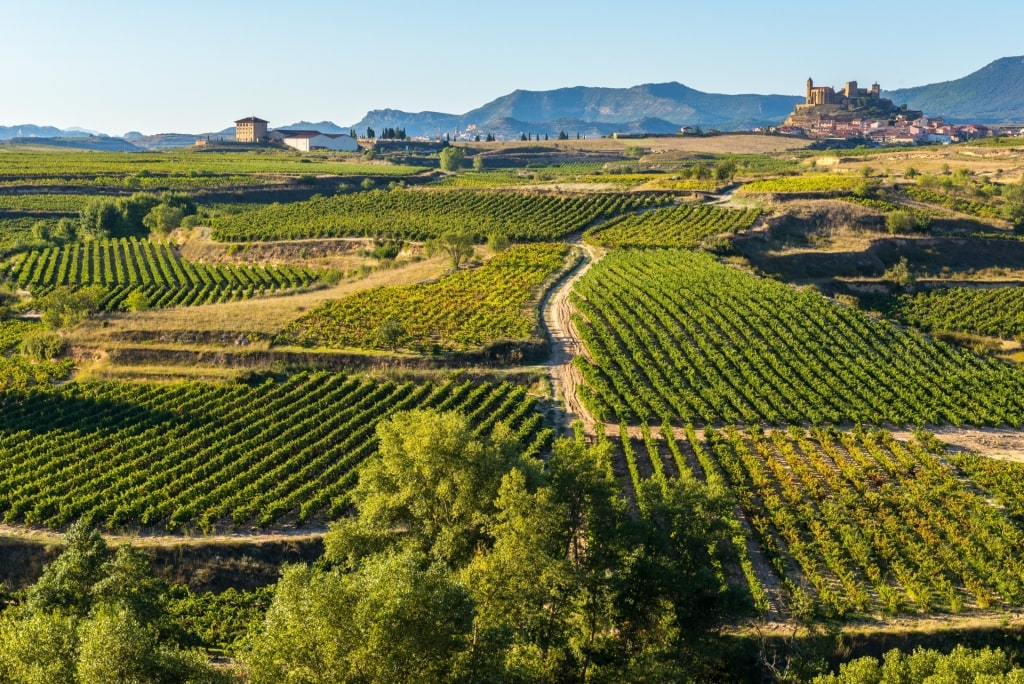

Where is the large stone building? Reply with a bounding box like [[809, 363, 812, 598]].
[[798, 78, 881, 110], [235, 116, 269, 143]]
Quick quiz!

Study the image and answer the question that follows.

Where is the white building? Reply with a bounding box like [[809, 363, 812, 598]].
[[273, 130, 359, 152]]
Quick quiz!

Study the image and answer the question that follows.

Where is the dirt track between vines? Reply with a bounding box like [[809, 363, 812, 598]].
[[541, 240, 602, 432]]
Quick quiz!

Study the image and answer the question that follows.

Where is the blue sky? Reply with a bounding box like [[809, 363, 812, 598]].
[[3, 0, 1022, 135]]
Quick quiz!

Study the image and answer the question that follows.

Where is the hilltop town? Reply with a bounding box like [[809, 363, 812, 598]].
[[779, 77, 994, 143]]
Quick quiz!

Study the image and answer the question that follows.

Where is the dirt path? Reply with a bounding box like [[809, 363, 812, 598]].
[[890, 425, 1024, 463], [540, 240, 603, 433]]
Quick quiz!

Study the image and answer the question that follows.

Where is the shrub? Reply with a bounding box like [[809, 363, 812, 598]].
[[19, 330, 67, 361]]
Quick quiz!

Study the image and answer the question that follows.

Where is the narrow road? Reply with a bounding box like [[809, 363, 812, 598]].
[[540, 239, 603, 434]]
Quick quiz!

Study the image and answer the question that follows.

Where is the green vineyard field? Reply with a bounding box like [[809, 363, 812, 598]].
[[0, 150, 426, 179], [892, 286, 1024, 339], [737, 175, 865, 194], [589, 204, 760, 248], [279, 243, 568, 351], [5, 237, 327, 310], [572, 249, 1024, 426], [614, 424, 1024, 616], [0, 373, 551, 532], [210, 188, 670, 242]]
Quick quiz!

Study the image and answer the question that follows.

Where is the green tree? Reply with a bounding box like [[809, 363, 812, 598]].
[[472, 155, 485, 171], [439, 146, 467, 172], [886, 209, 930, 234], [142, 203, 186, 236], [122, 290, 151, 312], [0, 609, 79, 684], [79, 197, 122, 239], [326, 410, 535, 568], [19, 329, 66, 361], [882, 257, 915, 290], [713, 158, 738, 182], [27, 520, 113, 616], [37, 285, 106, 330], [246, 551, 473, 684], [375, 317, 406, 351], [486, 232, 509, 253], [2, 524, 227, 684], [426, 230, 474, 270], [1002, 178, 1024, 226]]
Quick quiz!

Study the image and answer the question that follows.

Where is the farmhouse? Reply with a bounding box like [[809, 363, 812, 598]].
[[270, 129, 359, 152], [235, 116, 269, 143]]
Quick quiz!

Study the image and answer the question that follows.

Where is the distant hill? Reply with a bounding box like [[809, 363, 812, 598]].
[[279, 120, 350, 134], [3, 136, 142, 152], [0, 124, 73, 140], [885, 56, 1024, 124], [350, 83, 804, 139]]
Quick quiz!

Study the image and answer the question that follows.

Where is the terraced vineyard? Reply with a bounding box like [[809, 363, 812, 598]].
[[6, 237, 327, 310], [572, 249, 1024, 426], [279, 243, 569, 351], [589, 204, 760, 248], [892, 286, 1024, 339], [0, 150, 426, 178], [0, 373, 550, 532], [210, 188, 670, 242], [737, 174, 866, 194]]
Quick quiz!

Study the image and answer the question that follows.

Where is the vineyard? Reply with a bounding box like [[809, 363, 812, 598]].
[[0, 193, 95, 213], [701, 426, 1024, 615], [904, 186, 1002, 219], [210, 188, 671, 242], [5, 237, 328, 310], [571, 249, 1024, 426], [737, 174, 866, 194], [588, 204, 760, 248], [0, 372, 550, 532], [611, 424, 1024, 616], [0, 150, 427, 178], [891, 286, 1024, 339], [278, 243, 568, 351]]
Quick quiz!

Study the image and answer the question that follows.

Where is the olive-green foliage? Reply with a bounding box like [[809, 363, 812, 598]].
[[18, 329, 66, 361], [439, 146, 467, 172], [245, 410, 741, 683], [813, 645, 1024, 683], [327, 409, 538, 568], [0, 522, 226, 684], [37, 284, 106, 329], [426, 229, 474, 270], [245, 551, 473, 684], [141, 203, 186, 236], [885, 209, 931, 234], [1003, 178, 1024, 226], [121, 290, 151, 313], [78, 192, 196, 239]]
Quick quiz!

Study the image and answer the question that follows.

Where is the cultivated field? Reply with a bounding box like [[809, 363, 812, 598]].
[[4, 136, 1024, 678]]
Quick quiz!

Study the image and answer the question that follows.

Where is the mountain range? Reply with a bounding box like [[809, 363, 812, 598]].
[[2, 57, 1022, 149], [884, 56, 1024, 124]]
